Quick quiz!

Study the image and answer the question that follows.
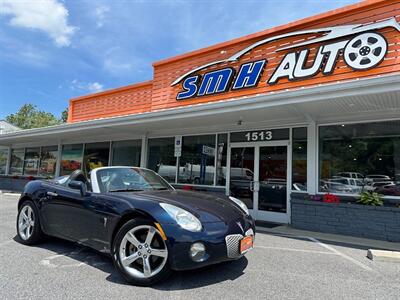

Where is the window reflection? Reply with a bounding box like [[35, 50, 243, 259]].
[[319, 121, 400, 196], [83, 142, 110, 176], [229, 147, 254, 209], [60, 144, 83, 176], [216, 134, 227, 186], [39, 146, 58, 177], [0, 149, 8, 175], [10, 149, 24, 175], [23, 148, 40, 175], [292, 128, 307, 191], [178, 135, 216, 185], [147, 137, 176, 183], [111, 140, 141, 167]]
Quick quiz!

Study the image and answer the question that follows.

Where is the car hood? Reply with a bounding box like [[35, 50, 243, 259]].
[[117, 190, 246, 223]]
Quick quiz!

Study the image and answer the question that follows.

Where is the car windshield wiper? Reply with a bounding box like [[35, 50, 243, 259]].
[[108, 188, 144, 192]]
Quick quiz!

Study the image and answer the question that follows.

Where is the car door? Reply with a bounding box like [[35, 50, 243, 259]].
[[40, 182, 109, 250]]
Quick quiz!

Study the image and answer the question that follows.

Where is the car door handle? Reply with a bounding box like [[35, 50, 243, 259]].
[[46, 191, 58, 197]]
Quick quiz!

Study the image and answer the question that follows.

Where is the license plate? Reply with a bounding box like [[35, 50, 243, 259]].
[[240, 235, 253, 253]]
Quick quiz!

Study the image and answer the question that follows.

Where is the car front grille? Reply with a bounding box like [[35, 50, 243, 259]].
[[225, 228, 254, 259]]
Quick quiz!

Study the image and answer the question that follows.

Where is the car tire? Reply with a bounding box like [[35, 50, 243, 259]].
[[16, 200, 45, 245], [112, 219, 172, 286]]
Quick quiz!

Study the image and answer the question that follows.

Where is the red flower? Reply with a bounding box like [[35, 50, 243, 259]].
[[323, 193, 340, 204]]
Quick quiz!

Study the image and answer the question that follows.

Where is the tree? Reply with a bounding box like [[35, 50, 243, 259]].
[[61, 107, 69, 123], [6, 104, 62, 129]]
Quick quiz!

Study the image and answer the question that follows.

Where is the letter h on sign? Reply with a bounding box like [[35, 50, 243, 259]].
[[232, 60, 266, 90]]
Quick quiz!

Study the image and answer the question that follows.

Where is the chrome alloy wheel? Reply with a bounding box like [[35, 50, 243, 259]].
[[119, 225, 168, 279], [18, 205, 35, 240]]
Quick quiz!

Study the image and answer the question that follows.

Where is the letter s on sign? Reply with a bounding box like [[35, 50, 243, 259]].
[[177, 75, 200, 100]]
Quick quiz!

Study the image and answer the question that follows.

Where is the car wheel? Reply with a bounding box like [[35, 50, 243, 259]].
[[16, 200, 44, 245], [112, 219, 171, 286]]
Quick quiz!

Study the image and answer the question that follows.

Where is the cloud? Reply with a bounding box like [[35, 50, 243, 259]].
[[70, 79, 103, 93], [94, 5, 110, 28], [0, 0, 76, 47]]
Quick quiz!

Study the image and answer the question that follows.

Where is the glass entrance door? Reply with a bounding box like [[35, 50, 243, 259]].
[[256, 145, 288, 223], [229, 142, 289, 223], [229, 147, 255, 212]]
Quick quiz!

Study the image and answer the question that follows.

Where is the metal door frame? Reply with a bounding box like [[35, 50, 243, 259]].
[[228, 140, 291, 223]]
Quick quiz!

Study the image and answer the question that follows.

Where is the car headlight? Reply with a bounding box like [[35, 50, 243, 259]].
[[160, 203, 202, 232], [229, 196, 249, 215]]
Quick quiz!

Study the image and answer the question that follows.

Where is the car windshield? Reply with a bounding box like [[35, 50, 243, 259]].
[[96, 168, 173, 193], [50, 175, 69, 186]]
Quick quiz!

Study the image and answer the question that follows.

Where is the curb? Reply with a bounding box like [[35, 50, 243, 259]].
[[367, 249, 400, 262]]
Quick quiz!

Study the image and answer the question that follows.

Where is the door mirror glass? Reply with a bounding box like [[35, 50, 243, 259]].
[[68, 180, 87, 196]]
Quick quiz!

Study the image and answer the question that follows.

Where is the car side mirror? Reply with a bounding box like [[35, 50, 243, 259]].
[[68, 180, 88, 197]]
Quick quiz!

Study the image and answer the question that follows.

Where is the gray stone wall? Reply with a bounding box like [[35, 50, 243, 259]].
[[0, 177, 31, 192], [291, 196, 400, 242]]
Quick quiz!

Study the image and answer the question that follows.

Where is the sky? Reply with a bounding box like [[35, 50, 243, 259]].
[[0, 0, 359, 120]]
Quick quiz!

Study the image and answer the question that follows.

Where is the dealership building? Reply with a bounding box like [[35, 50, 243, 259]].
[[1, 0, 400, 241]]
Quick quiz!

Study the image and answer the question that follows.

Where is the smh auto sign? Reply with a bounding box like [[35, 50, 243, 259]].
[[172, 18, 400, 100]]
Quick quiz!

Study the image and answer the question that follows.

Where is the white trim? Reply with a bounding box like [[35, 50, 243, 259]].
[[318, 117, 400, 127], [307, 121, 317, 194], [226, 133, 231, 196], [230, 140, 289, 148], [55, 141, 62, 177], [108, 141, 113, 166], [140, 135, 147, 168], [5, 146, 11, 175], [213, 134, 218, 186]]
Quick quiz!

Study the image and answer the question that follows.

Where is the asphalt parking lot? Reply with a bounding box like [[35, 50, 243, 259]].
[[1, 193, 400, 300]]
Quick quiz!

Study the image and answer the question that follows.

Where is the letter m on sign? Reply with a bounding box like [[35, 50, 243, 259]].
[[197, 68, 234, 96]]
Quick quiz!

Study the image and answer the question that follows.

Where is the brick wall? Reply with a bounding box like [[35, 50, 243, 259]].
[[291, 195, 400, 242]]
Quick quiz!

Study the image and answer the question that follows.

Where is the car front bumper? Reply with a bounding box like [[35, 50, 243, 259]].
[[160, 214, 255, 271]]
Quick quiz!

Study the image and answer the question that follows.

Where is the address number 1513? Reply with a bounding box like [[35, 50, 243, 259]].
[[244, 131, 273, 142]]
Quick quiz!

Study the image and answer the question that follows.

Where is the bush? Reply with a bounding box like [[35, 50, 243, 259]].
[[357, 191, 383, 206]]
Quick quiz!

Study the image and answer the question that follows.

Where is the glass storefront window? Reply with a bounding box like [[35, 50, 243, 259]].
[[292, 128, 307, 191], [111, 140, 141, 167], [178, 135, 216, 185], [23, 147, 40, 175], [60, 144, 83, 176], [83, 142, 110, 176], [319, 121, 400, 196], [147, 137, 176, 183], [216, 134, 227, 186], [10, 148, 24, 175], [0, 148, 8, 175], [39, 146, 58, 177]]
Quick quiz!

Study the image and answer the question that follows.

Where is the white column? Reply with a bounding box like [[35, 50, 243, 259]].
[[55, 141, 62, 177], [225, 133, 231, 196], [307, 121, 318, 194], [5, 146, 11, 175], [140, 135, 147, 168]]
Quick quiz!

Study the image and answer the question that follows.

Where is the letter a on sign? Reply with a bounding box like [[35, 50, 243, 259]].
[[268, 52, 297, 84]]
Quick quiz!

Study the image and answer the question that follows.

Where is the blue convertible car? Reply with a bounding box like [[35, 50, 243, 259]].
[[16, 167, 255, 285]]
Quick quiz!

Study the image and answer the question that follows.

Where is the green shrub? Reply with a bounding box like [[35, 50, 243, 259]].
[[357, 191, 384, 206]]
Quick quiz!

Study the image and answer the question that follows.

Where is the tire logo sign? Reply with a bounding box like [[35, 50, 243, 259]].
[[173, 18, 399, 101], [343, 33, 387, 70]]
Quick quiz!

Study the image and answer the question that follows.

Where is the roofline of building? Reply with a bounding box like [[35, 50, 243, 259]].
[[1, 73, 399, 144], [69, 80, 153, 103], [0, 120, 21, 130], [152, 0, 387, 67]]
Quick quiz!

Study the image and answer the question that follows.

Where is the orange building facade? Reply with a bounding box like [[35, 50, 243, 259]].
[[68, 0, 400, 123], [1, 0, 400, 234]]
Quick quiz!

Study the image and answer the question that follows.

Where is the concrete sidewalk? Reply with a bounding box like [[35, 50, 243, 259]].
[[256, 222, 400, 252]]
